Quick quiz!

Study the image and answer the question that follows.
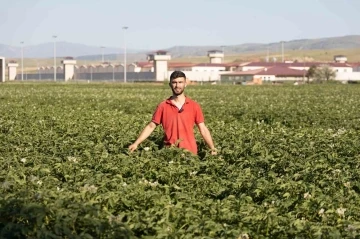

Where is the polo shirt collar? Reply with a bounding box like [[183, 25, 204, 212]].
[[166, 96, 190, 105]]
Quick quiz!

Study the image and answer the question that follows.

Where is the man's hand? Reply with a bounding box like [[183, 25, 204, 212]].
[[128, 122, 157, 153], [211, 148, 217, 155], [197, 123, 216, 155], [128, 143, 138, 152]]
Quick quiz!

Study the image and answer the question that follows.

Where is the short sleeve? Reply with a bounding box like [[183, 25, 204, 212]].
[[151, 103, 163, 125], [195, 103, 205, 124]]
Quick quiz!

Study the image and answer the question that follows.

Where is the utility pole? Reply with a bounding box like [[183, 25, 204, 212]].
[[221, 45, 226, 63], [53, 35, 57, 81], [20, 41, 24, 81], [122, 26, 128, 83], [101, 46, 105, 63], [281, 41, 284, 63]]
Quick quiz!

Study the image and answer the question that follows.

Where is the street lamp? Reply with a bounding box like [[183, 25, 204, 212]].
[[221, 45, 226, 63], [36, 61, 40, 80], [53, 35, 57, 81], [303, 54, 306, 83], [281, 41, 284, 63], [101, 46, 105, 63], [20, 41, 24, 81], [90, 65, 93, 82], [112, 65, 115, 82], [122, 26, 128, 83]]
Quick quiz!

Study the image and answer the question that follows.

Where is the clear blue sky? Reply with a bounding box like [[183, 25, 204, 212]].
[[1, 0, 359, 50]]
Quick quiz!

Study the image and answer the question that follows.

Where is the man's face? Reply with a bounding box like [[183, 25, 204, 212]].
[[169, 77, 186, 96]]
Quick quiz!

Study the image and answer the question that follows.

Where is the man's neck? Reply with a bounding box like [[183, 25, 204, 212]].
[[171, 94, 186, 103]]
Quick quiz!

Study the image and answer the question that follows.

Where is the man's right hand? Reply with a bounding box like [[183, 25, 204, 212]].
[[128, 143, 138, 152], [128, 122, 157, 153]]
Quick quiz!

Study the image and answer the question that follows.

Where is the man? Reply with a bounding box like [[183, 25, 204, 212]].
[[129, 71, 217, 155]]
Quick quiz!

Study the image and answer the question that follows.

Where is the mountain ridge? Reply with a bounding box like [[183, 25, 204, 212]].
[[1, 35, 359, 61]]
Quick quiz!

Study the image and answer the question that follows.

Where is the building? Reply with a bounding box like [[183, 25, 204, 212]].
[[240, 62, 353, 73], [220, 66, 306, 83], [236, 59, 359, 82], [32, 52, 360, 82], [129, 62, 153, 72], [191, 63, 226, 72], [0, 57, 4, 82], [207, 50, 224, 64], [168, 62, 195, 71], [334, 55, 347, 63]]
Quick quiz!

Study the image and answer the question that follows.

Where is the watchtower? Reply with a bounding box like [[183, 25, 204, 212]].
[[147, 50, 171, 81]]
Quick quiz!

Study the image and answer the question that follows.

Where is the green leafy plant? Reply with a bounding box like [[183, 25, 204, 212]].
[[0, 82, 360, 238]]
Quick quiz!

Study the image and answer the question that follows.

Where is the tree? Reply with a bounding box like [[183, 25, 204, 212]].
[[305, 65, 317, 83], [314, 65, 336, 82]]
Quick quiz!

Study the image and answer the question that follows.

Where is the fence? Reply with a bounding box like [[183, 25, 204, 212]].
[[15, 72, 156, 82], [15, 73, 64, 81], [74, 72, 155, 82]]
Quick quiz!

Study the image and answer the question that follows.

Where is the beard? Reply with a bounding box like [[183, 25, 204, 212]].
[[172, 87, 184, 96]]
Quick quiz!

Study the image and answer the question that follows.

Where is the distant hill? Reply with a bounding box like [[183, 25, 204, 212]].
[[1, 35, 359, 61], [166, 35, 360, 58], [79, 35, 360, 61], [0, 41, 143, 59]]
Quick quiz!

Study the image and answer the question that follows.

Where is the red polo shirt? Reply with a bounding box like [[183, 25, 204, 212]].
[[151, 97, 204, 154]]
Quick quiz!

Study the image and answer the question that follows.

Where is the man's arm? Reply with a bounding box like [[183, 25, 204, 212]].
[[197, 122, 217, 155], [129, 122, 157, 152]]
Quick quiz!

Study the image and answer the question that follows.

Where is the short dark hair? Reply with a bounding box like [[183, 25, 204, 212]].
[[170, 71, 186, 82]]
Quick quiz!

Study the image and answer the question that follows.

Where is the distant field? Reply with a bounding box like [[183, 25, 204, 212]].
[[6, 48, 360, 74], [172, 48, 360, 63]]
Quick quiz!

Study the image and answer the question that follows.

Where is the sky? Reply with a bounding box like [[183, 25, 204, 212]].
[[0, 0, 359, 50]]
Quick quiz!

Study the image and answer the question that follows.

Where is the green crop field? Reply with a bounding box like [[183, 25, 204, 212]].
[[1, 82, 360, 238]]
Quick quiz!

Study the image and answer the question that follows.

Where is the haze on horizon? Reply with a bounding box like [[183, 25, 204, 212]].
[[1, 0, 359, 50]]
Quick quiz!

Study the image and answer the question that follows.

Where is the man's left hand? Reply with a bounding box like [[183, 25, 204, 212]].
[[211, 149, 217, 155]]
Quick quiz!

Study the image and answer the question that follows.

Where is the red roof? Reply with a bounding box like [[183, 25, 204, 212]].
[[194, 63, 227, 67], [224, 62, 241, 67], [220, 69, 263, 75], [328, 62, 353, 67], [348, 62, 360, 67], [134, 61, 153, 68], [256, 66, 306, 76], [168, 62, 196, 67], [244, 61, 352, 68]]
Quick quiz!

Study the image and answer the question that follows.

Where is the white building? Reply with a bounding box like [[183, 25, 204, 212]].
[[191, 63, 226, 72], [334, 55, 347, 63], [0, 57, 4, 82], [239, 61, 358, 81], [220, 66, 306, 83], [207, 50, 224, 64], [7, 61, 18, 81]]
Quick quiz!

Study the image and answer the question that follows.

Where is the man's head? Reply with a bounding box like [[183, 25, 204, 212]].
[[169, 71, 187, 96]]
